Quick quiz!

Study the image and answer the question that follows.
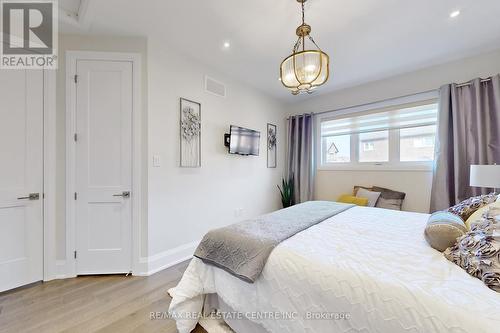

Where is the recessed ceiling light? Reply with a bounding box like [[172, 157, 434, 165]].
[[450, 10, 460, 18], [223, 41, 231, 48]]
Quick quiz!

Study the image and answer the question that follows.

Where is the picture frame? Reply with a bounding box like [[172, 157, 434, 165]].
[[267, 123, 277, 168], [180, 98, 201, 168]]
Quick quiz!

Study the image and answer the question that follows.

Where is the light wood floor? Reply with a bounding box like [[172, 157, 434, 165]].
[[0, 260, 206, 333]]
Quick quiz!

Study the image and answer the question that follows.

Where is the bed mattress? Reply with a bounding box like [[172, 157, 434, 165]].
[[169, 206, 500, 333]]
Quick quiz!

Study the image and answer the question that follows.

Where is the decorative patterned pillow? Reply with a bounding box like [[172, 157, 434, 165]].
[[444, 208, 500, 293], [465, 201, 500, 230], [446, 193, 498, 221], [424, 212, 467, 252]]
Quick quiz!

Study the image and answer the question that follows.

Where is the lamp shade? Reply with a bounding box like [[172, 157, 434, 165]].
[[280, 50, 329, 94], [469, 165, 500, 188]]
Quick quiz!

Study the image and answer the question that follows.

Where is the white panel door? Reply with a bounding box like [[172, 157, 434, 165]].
[[75, 60, 133, 274], [0, 70, 43, 292]]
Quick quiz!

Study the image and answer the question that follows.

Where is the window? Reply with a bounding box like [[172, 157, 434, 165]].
[[359, 131, 388, 162], [323, 134, 350, 163], [319, 101, 438, 169], [400, 125, 436, 161]]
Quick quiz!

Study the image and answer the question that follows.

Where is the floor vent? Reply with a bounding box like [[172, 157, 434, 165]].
[[205, 76, 226, 97]]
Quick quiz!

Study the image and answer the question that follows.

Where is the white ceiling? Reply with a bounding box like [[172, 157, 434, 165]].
[[59, 0, 81, 14], [59, 0, 500, 101]]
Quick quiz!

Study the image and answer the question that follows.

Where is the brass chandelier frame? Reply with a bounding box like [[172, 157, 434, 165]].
[[280, 0, 330, 95]]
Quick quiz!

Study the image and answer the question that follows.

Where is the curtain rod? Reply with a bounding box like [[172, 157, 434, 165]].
[[288, 77, 494, 119], [455, 77, 492, 88], [288, 89, 437, 118]]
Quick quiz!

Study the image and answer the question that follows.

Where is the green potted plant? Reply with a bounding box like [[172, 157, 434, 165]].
[[277, 176, 295, 208]]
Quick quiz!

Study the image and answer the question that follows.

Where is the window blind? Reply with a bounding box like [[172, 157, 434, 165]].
[[321, 102, 438, 138]]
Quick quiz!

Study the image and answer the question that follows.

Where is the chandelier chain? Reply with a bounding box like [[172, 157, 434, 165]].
[[301, 1, 305, 25], [308, 35, 321, 50], [280, 0, 330, 95], [293, 37, 302, 53]]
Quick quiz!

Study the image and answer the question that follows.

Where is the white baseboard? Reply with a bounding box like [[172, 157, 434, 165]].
[[55, 260, 69, 279], [47, 242, 198, 280], [135, 240, 199, 276]]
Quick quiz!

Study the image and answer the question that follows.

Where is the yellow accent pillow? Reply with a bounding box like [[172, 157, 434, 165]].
[[465, 200, 500, 230], [337, 194, 368, 206]]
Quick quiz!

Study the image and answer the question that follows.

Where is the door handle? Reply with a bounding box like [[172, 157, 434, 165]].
[[113, 191, 130, 198], [17, 193, 40, 200]]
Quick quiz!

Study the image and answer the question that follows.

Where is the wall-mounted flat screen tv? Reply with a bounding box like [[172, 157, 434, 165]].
[[229, 125, 260, 156]]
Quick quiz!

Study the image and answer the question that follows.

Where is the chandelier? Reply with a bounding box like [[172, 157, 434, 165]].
[[280, 0, 329, 95]]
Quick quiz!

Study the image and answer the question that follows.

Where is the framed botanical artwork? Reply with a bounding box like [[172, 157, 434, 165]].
[[180, 98, 201, 168], [267, 123, 277, 168]]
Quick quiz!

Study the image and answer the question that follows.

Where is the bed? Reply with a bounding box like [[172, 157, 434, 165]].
[[169, 205, 500, 333]]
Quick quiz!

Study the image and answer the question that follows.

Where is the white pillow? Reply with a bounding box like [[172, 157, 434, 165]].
[[356, 188, 381, 207]]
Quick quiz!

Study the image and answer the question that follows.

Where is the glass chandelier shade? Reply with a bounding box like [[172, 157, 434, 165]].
[[280, 50, 329, 95], [280, 0, 330, 95]]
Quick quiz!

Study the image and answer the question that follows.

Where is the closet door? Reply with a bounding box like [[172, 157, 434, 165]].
[[0, 70, 43, 292], [75, 60, 133, 274]]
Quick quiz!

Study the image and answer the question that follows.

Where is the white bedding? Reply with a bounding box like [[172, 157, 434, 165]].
[[169, 206, 500, 333]]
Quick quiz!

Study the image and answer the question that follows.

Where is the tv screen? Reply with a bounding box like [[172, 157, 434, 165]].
[[229, 125, 260, 156]]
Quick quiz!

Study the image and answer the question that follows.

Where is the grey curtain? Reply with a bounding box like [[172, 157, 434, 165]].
[[430, 75, 500, 212], [286, 113, 315, 203]]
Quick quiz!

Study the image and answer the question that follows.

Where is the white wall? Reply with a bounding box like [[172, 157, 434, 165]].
[[146, 37, 286, 268], [289, 48, 500, 114], [55, 35, 286, 274], [54, 35, 286, 274], [289, 48, 500, 213]]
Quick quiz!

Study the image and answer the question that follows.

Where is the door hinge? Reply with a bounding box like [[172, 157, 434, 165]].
[[74, 74, 78, 84], [74, 251, 77, 259], [74, 192, 77, 200], [74, 133, 77, 142]]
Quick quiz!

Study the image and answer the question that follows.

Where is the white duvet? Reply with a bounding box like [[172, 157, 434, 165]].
[[169, 206, 500, 333]]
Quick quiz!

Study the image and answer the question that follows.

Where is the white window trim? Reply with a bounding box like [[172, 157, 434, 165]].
[[318, 157, 434, 172], [316, 91, 438, 172]]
